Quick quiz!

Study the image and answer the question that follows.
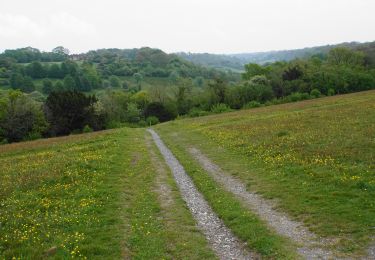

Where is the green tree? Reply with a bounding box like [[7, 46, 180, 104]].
[[131, 90, 150, 110], [168, 70, 180, 84], [52, 46, 70, 56], [328, 47, 365, 67], [175, 85, 192, 115], [0, 90, 48, 142], [22, 76, 35, 93], [208, 78, 227, 106], [109, 76, 121, 88], [54, 80, 64, 91], [48, 64, 62, 78], [133, 73, 143, 90], [42, 79, 54, 94], [10, 73, 24, 89], [125, 102, 141, 123], [144, 102, 176, 122], [63, 75, 76, 90], [99, 90, 130, 123], [193, 76, 204, 88], [25, 61, 46, 78], [242, 63, 269, 80], [45, 91, 98, 136], [82, 64, 101, 89]]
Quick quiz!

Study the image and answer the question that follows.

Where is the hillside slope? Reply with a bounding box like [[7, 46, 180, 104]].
[[177, 40, 375, 70], [156, 90, 375, 257], [0, 129, 215, 259]]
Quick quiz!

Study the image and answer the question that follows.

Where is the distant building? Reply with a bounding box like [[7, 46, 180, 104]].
[[69, 54, 84, 61]]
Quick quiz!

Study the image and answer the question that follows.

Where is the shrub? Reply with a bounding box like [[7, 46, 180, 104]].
[[24, 131, 42, 141], [243, 101, 261, 109], [211, 103, 233, 114], [301, 92, 310, 100], [109, 76, 121, 88], [42, 79, 54, 94], [146, 116, 159, 126], [82, 125, 93, 133], [188, 108, 210, 117], [310, 89, 321, 98], [138, 120, 147, 127], [70, 129, 82, 135], [287, 92, 310, 102], [327, 88, 335, 96], [265, 99, 283, 106], [125, 103, 141, 123], [144, 102, 176, 122], [289, 92, 303, 102], [0, 79, 9, 86], [0, 90, 48, 142], [105, 120, 122, 129]]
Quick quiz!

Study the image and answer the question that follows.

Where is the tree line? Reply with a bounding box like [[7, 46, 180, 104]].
[[0, 46, 374, 144]]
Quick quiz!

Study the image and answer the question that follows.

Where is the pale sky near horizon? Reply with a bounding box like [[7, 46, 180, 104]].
[[0, 0, 374, 54]]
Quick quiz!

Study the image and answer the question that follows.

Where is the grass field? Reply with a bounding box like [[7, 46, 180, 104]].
[[1, 90, 374, 258], [155, 90, 375, 256], [0, 128, 214, 259]]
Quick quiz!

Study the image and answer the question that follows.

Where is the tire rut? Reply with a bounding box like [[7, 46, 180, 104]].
[[146, 136, 174, 210], [189, 146, 334, 260], [148, 129, 256, 260]]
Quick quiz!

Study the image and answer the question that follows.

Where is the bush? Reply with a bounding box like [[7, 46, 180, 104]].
[[310, 89, 321, 98], [327, 88, 335, 96], [82, 125, 93, 133], [42, 79, 54, 94], [301, 92, 310, 100], [70, 129, 82, 135], [211, 103, 233, 114], [125, 103, 141, 123], [265, 99, 283, 106], [138, 120, 147, 127], [289, 92, 302, 102], [146, 116, 159, 126], [287, 92, 310, 102], [0, 90, 48, 142], [105, 120, 122, 129], [0, 79, 9, 86], [24, 131, 42, 141], [144, 102, 177, 122], [188, 107, 210, 117], [243, 101, 261, 109]]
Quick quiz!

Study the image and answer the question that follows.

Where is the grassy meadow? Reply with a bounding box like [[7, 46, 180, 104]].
[[1, 90, 374, 258], [0, 128, 213, 259], [155, 90, 375, 256]]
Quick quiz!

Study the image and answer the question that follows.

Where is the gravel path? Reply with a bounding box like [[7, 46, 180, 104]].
[[366, 243, 375, 259], [189, 147, 334, 260], [148, 129, 255, 260]]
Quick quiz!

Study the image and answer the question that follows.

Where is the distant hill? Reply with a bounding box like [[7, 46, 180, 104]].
[[176, 52, 244, 72], [176, 41, 375, 70], [0, 46, 241, 95]]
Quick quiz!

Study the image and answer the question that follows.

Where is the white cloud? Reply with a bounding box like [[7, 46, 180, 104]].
[[48, 12, 95, 35], [0, 14, 45, 38], [0, 0, 374, 53], [0, 12, 95, 40]]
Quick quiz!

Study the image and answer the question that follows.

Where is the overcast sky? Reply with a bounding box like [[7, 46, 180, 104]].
[[1, 0, 374, 54]]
